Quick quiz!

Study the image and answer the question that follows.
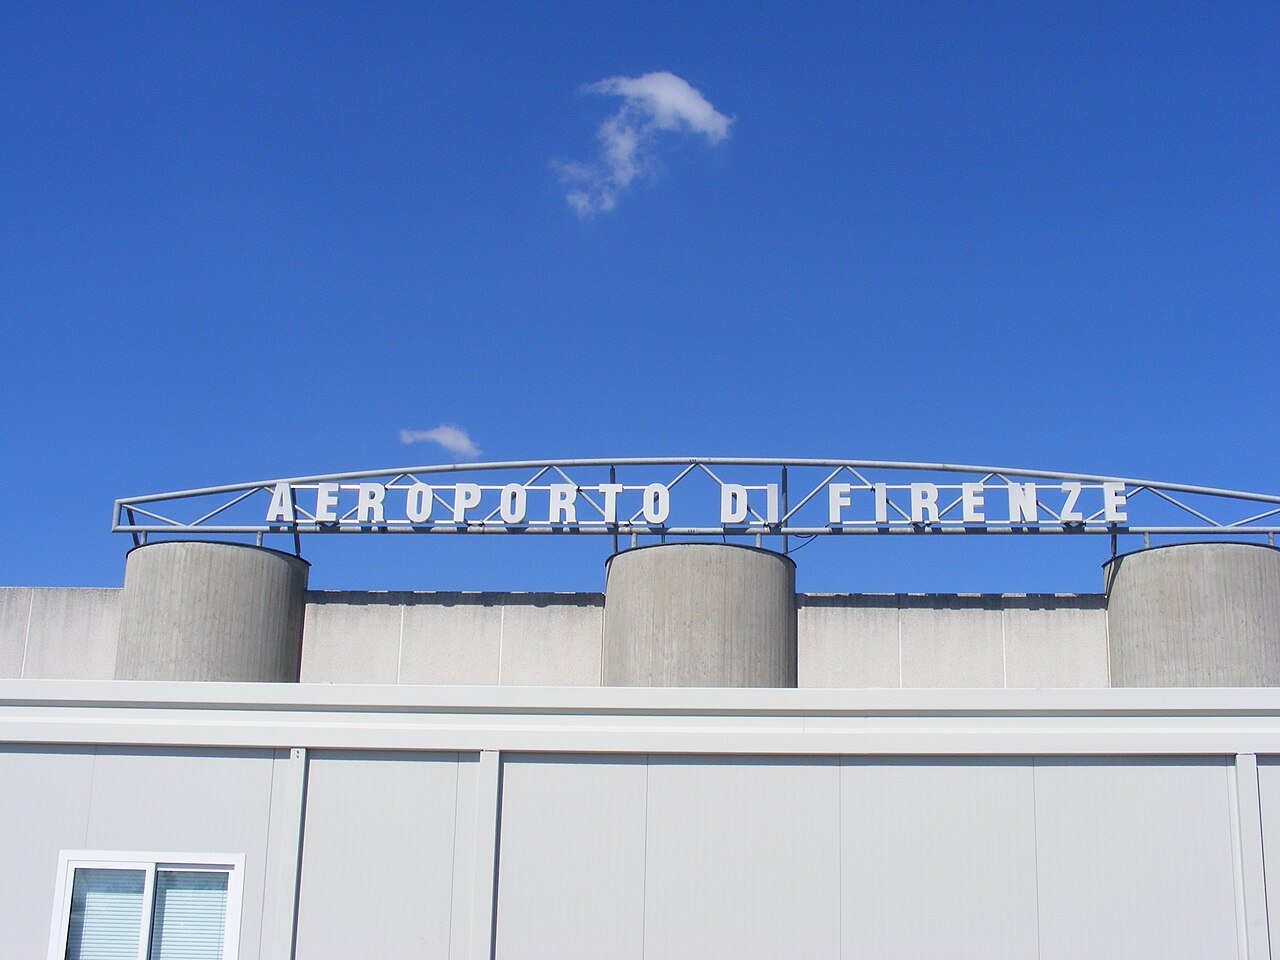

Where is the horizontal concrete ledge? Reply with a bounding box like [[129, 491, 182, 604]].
[[4, 679, 1280, 717], [798, 593, 1106, 608], [307, 590, 605, 606]]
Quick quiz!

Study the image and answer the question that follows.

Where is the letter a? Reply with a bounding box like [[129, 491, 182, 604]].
[[266, 482, 295, 523]]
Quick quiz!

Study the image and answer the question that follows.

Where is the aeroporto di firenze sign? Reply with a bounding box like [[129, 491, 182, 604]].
[[112, 458, 1280, 542], [260, 473, 1129, 528]]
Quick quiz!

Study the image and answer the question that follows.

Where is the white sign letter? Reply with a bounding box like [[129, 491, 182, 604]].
[[642, 483, 670, 524], [765, 484, 779, 524], [828, 483, 854, 524], [266, 482, 295, 523], [1103, 482, 1129, 522], [961, 483, 986, 523], [549, 484, 577, 523], [722, 484, 749, 524], [315, 482, 340, 522], [598, 484, 623, 523], [356, 483, 385, 523], [1059, 482, 1083, 523], [1007, 483, 1039, 523], [910, 483, 939, 523], [874, 484, 889, 524], [453, 483, 482, 522], [499, 483, 527, 523], [406, 483, 433, 523]]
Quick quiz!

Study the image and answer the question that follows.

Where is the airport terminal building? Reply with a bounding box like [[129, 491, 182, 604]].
[[5, 458, 1280, 959]]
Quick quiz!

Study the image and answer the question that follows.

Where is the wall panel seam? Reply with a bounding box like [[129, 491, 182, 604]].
[[253, 748, 280, 960], [1230, 755, 1251, 960], [1030, 756, 1043, 960], [19, 590, 33, 679], [640, 753, 650, 960], [395, 606, 405, 684], [1000, 607, 1008, 688], [497, 606, 505, 686]]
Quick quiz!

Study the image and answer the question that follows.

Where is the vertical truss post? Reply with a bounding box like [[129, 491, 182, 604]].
[[781, 466, 789, 554], [289, 488, 301, 557], [609, 465, 618, 556]]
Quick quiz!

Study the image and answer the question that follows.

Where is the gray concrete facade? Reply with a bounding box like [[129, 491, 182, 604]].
[[115, 541, 309, 682], [298, 591, 605, 686], [0, 587, 121, 681], [602, 544, 797, 687], [1106, 542, 1280, 687], [799, 592, 1109, 688], [0, 584, 1111, 688]]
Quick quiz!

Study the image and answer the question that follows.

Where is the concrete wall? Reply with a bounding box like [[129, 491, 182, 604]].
[[602, 545, 797, 688], [0, 586, 1110, 688], [0, 587, 120, 680], [798, 593, 1109, 689], [115, 542, 308, 682], [1105, 543, 1280, 687], [299, 592, 606, 686]]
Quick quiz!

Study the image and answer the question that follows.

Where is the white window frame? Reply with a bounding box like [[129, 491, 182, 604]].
[[47, 850, 245, 960]]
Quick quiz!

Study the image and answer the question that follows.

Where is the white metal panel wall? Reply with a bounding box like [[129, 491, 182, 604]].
[[1033, 758, 1239, 960], [0, 746, 95, 958], [1253, 757, 1280, 956], [293, 750, 475, 960], [840, 758, 1039, 959], [491, 754, 1246, 960], [495, 756, 842, 960], [645, 757, 841, 960], [82, 747, 279, 960], [495, 756, 647, 960]]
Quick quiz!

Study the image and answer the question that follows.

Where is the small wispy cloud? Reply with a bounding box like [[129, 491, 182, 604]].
[[554, 71, 732, 215], [398, 424, 481, 458]]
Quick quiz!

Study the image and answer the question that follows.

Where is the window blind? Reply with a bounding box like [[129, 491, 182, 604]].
[[147, 870, 229, 960], [64, 868, 145, 960]]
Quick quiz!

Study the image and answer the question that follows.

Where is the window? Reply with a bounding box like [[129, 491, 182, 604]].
[[48, 852, 243, 960]]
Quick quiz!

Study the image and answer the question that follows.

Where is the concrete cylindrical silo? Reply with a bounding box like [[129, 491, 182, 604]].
[[603, 543, 797, 687], [1104, 542, 1280, 687], [116, 541, 308, 682]]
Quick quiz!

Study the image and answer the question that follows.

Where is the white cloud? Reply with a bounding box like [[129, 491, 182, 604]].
[[398, 424, 481, 458], [554, 71, 732, 215]]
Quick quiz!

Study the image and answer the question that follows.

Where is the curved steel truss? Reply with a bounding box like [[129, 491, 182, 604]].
[[112, 458, 1280, 550]]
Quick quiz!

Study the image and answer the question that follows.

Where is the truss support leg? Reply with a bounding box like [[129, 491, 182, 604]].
[[610, 466, 618, 556], [781, 466, 789, 554]]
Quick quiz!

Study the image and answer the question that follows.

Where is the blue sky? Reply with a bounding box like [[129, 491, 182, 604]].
[[2, 2, 1277, 593]]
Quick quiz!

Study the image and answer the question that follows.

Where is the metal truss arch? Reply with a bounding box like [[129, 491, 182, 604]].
[[111, 458, 1280, 547]]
